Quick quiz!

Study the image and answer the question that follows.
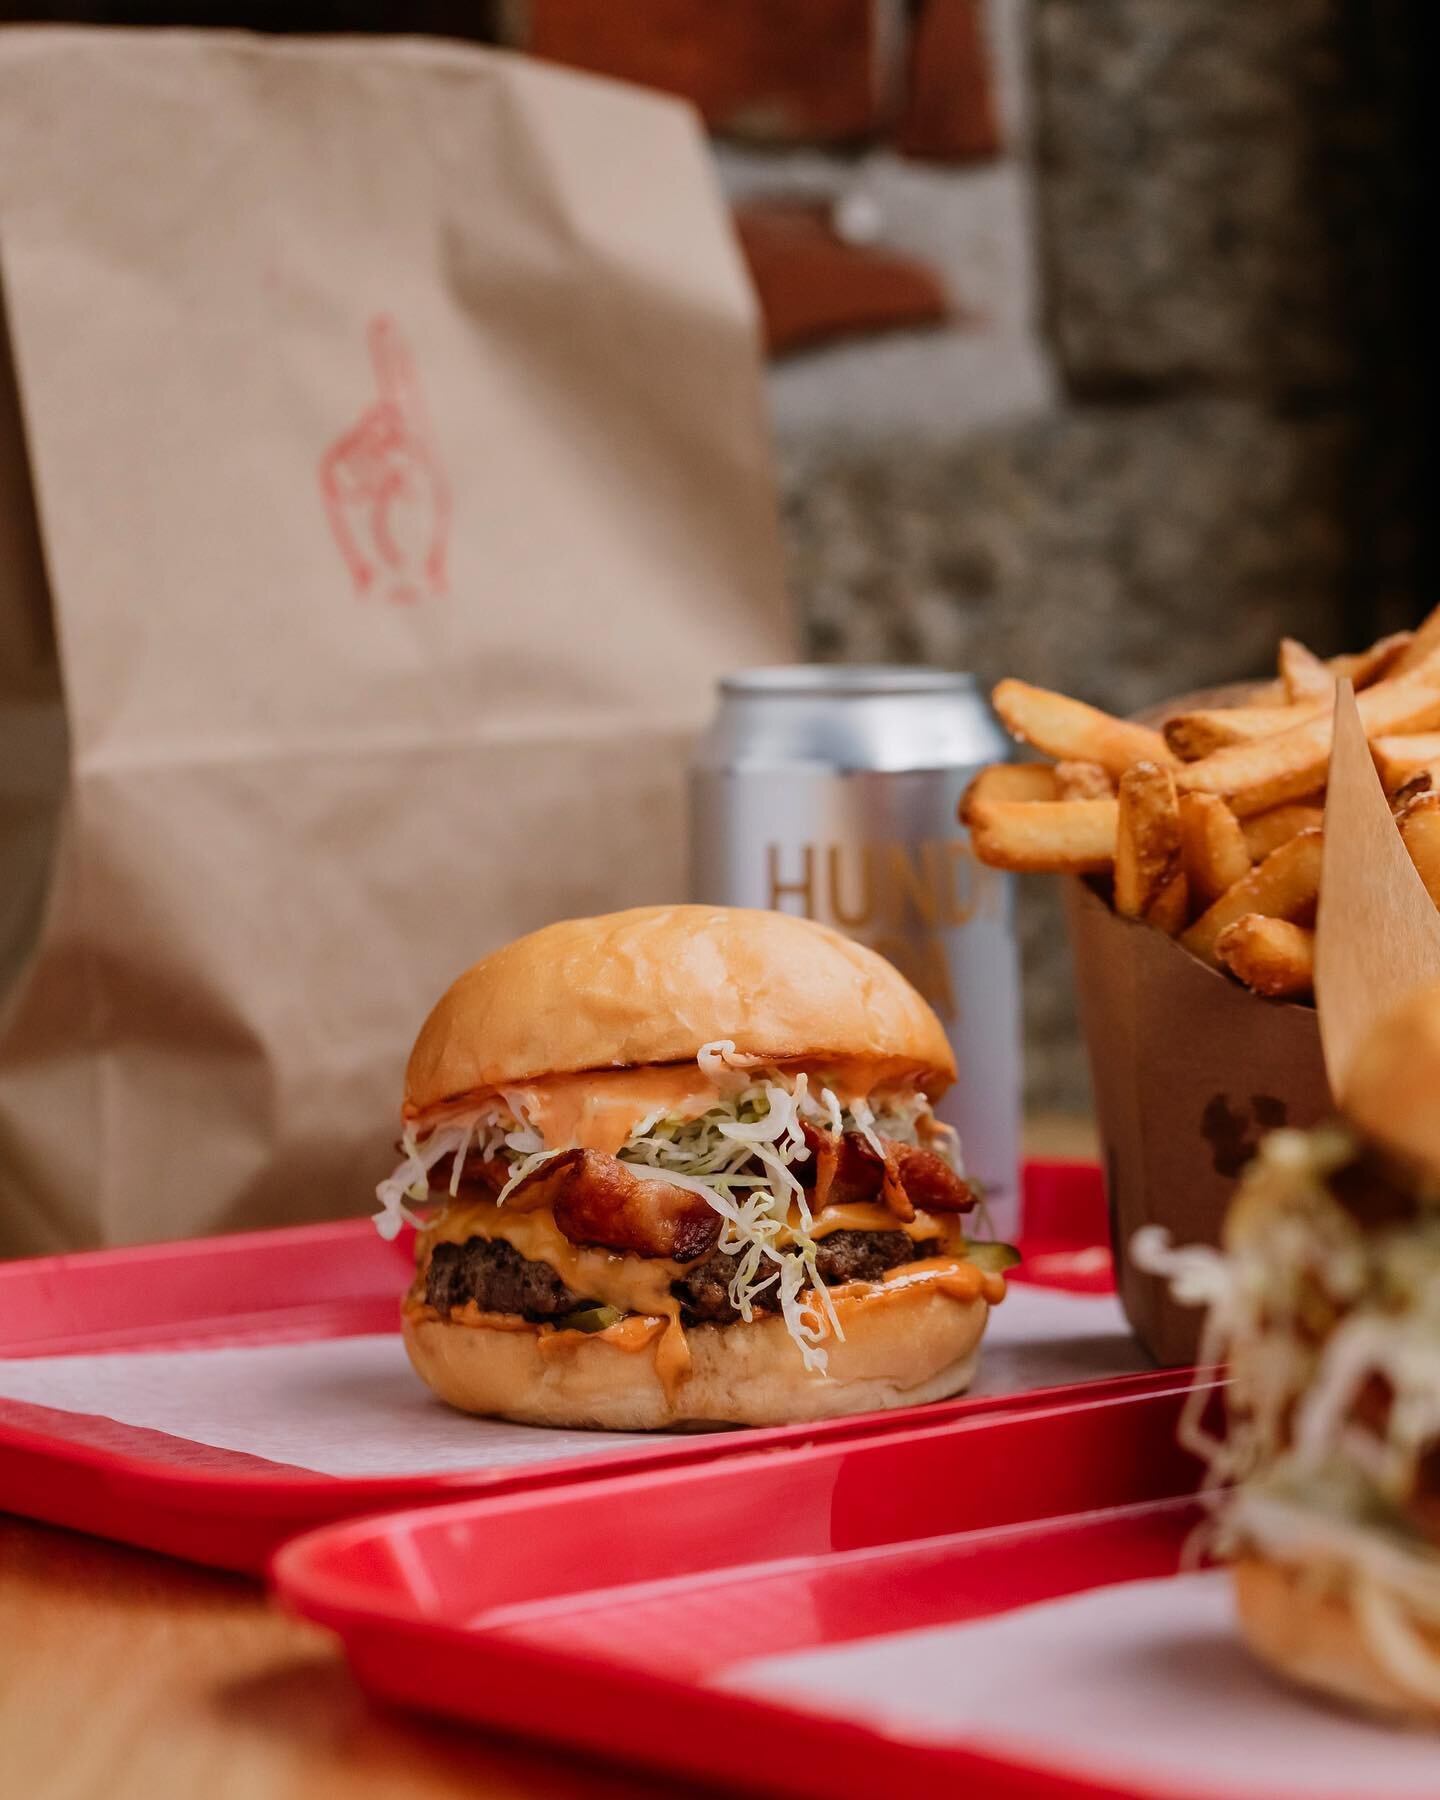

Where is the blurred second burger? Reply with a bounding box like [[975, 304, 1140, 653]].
[[1140, 984, 1440, 1724]]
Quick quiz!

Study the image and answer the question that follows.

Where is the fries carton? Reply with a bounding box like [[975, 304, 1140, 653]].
[[978, 649, 1440, 1363], [1065, 877, 1333, 1364], [1061, 682, 1337, 1364]]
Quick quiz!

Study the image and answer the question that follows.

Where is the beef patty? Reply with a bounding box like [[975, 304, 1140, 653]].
[[676, 1230, 935, 1324], [423, 1230, 935, 1325], [425, 1237, 588, 1321]]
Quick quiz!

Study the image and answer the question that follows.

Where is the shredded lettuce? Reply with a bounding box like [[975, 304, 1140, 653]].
[[373, 1096, 534, 1239], [375, 1041, 962, 1372]]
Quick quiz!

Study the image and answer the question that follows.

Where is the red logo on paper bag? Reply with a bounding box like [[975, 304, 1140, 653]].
[[319, 316, 451, 605]]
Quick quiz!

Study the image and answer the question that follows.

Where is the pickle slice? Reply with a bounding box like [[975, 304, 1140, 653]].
[[963, 1239, 1021, 1273], [556, 1304, 626, 1333]]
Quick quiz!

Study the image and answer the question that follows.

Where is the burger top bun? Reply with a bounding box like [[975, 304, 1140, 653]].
[[1343, 980, 1440, 1179], [404, 904, 955, 1117]]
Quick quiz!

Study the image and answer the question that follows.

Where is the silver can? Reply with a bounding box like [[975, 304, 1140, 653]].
[[689, 666, 1023, 1238]]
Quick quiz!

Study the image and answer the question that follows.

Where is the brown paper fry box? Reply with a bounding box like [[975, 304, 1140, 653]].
[[0, 29, 792, 1255], [1064, 879, 1333, 1366], [1066, 680, 1440, 1366]]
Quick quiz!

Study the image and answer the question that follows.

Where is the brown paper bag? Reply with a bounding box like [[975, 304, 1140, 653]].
[[0, 27, 792, 1256]]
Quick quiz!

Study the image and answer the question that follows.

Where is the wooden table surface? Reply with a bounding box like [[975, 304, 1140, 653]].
[[0, 1516, 710, 1800], [0, 1115, 1099, 1799]]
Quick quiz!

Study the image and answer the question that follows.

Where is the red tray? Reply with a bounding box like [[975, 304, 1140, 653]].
[[270, 1379, 1205, 1799], [0, 1160, 1135, 1573], [273, 1381, 1435, 1800]]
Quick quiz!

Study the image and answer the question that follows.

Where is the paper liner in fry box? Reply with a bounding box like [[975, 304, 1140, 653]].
[[1064, 877, 1332, 1365], [1316, 682, 1440, 1097]]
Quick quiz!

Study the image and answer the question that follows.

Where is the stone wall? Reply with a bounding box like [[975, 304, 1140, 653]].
[[775, 0, 1420, 1109]]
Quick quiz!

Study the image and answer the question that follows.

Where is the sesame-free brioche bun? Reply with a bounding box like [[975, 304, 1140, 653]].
[[404, 904, 955, 1118], [1233, 1555, 1440, 1726], [1343, 982, 1440, 1180], [402, 1274, 990, 1431]]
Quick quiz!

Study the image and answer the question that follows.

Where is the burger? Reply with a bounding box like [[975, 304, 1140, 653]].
[[375, 904, 1010, 1430], [1139, 984, 1440, 1725]]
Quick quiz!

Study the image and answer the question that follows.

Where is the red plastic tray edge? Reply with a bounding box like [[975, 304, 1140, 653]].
[[268, 1373, 1217, 1627], [0, 1368, 1193, 1575]]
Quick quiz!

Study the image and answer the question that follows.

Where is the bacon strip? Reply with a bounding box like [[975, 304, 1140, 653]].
[[504, 1148, 721, 1263], [844, 1132, 915, 1222], [887, 1140, 978, 1214], [447, 1152, 507, 1195], [802, 1126, 913, 1221], [799, 1124, 976, 1219], [440, 1128, 975, 1260], [799, 1122, 839, 1209]]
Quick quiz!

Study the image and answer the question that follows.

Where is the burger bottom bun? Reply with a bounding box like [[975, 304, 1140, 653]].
[[402, 1279, 989, 1430], [1234, 1555, 1440, 1727]]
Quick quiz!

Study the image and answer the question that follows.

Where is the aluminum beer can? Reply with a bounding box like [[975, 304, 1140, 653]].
[[690, 666, 1022, 1237]]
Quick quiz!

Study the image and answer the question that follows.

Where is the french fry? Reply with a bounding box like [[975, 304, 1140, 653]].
[[1240, 802, 1325, 861], [1164, 703, 1322, 761], [992, 680, 1175, 777], [1215, 914, 1315, 1000], [1388, 604, 1440, 679], [1114, 762, 1182, 919], [977, 621, 1440, 994], [1370, 732, 1440, 793], [1053, 759, 1115, 800], [1178, 792, 1252, 907], [1245, 623, 1319, 705], [1180, 827, 1323, 967], [1398, 792, 1440, 907], [1175, 664, 1440, 817], [1242, 629, 1411, 707], [1278, 637, 1334, 704], [1338, 631, 1413, 690], [968, 799, 1117, 874], [960, 762, 1057, 824], [1146, 870, 1190, 936]]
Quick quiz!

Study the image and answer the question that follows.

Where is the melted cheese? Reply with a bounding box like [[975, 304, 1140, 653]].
[[802, 1203, 965, 1253], [424, 1196, 967, 1304], [652, 1315, 694, 1399], [421, 1196, 685, 1319], [531, 1309, 693, 1406], [829, 1256, 1006, 1311]]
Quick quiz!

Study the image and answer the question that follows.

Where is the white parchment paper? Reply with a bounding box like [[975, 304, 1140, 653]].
[[719, 1570, 1438, 1799], [0, 1285, 1141, 1477], [968, 1281, 1146, 1397]]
